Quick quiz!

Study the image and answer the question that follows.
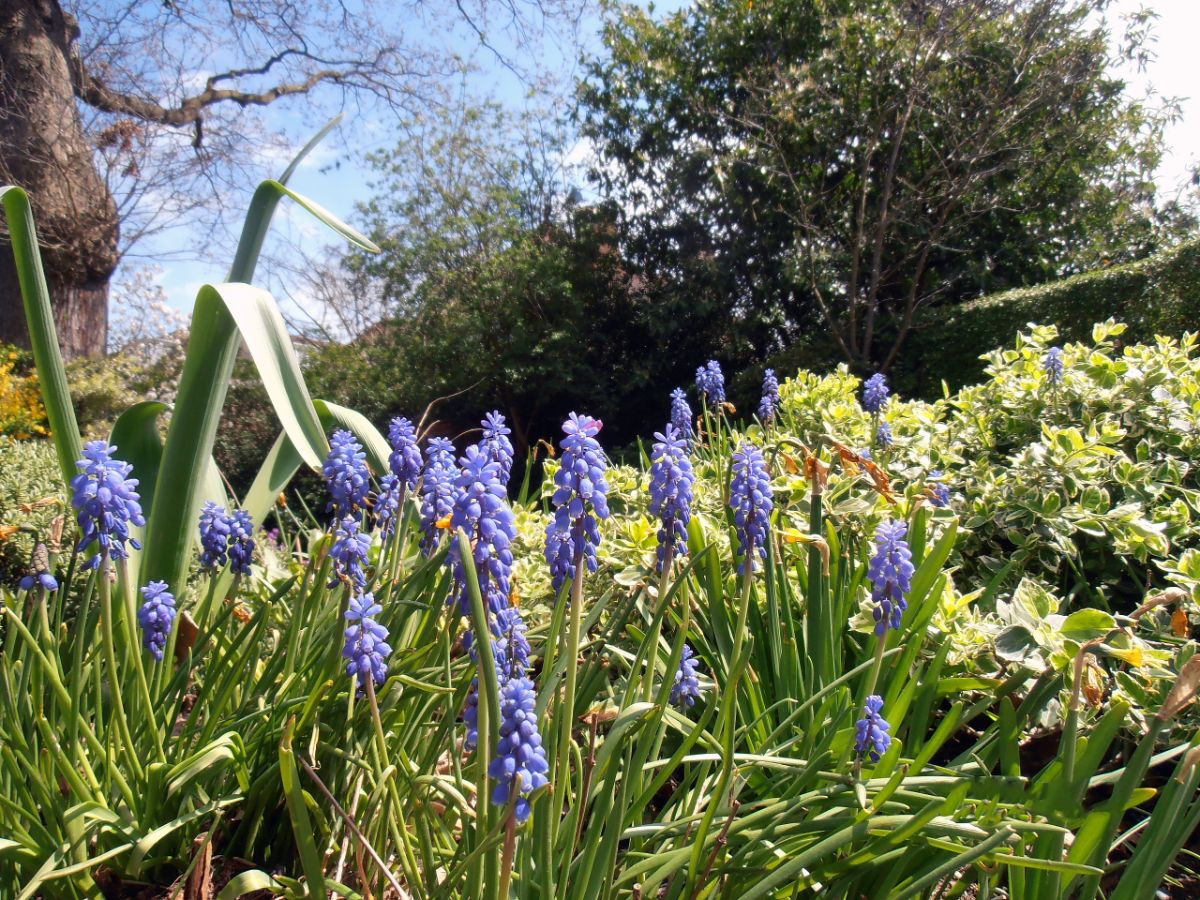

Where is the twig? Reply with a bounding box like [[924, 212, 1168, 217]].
[[299, 755, 410, 900]]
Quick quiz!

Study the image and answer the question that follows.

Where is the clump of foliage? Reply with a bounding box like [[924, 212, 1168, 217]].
[[0, 437, 63, 580], [776, 321, 1200, 612], [0, 343, 47, 438]]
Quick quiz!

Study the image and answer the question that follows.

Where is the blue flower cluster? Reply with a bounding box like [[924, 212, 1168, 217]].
[[138, 581, 177, 661], [199, 501, 232, 568], [343, 592, 392, 690], [419, 438, 459, 554], [862, 373, 889, 414], [544, 413, 610, 595], [1044, 346, 1064, 385], [489, 675, 550, 823], [759, 368, 780, 423], [330, 515, 371, 588], [670, 645, 702, 708], [696, 360, 726, 405], [928, 471, 950, 508], [855, 695, 893, 762], [481, 411, 515, 486], [450, 445, 517, 615], [388, 417, 423, 489], [375, 473, 402, 538], [670, 388, 693, 442], [227, 509, 256, 576], [71, 441, 145, 571], [492, 606, 531, 681], [323, 430, 371, 522], [730, 442, 773, 571], [875, 421, 893, 449], [19, 544, 57, 592], [463, 605, 535, 749], [649, 425, 694, 571], [868, 520, 914, 636], [198, 502, 255, 575]]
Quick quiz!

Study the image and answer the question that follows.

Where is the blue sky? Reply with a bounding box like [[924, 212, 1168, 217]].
[[128, 0, 1198, 324]]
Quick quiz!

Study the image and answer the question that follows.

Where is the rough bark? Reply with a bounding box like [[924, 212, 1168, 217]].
[[0, 0, 118, 357]]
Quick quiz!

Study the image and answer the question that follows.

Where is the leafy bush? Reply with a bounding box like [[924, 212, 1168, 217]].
[[0, 343, 47, 438], [66, 344, 183, 439], [777, 320, 1200, 612]]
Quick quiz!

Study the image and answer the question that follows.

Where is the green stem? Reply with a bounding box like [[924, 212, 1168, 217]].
[[688, 566, 754, 890], [366, 677, 423, 895], [558, 548, 586, 823], [99, 563, 145, 782]]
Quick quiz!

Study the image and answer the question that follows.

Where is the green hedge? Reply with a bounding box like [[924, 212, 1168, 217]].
[[900, 237, 1200, 395]]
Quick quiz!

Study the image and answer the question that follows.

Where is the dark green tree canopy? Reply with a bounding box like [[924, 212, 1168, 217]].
[[319, 107, 677, 454], [579, 0, 1187, 372]]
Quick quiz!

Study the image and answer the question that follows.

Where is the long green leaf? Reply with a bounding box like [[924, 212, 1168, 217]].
[[0, 186, 82, 487], [280, 718, 326, 896], [109, 401, 168, 513]]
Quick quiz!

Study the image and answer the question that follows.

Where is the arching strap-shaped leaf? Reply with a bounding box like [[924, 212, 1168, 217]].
[[110, 401, 169, 513], [0, 186, 83, 488], [216, 284, 328, 470], [242, 429, 306, 533], [141, 283, 326, 589]]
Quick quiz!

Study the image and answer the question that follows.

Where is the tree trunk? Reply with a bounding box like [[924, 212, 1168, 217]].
[[0, 0, 117, 358]]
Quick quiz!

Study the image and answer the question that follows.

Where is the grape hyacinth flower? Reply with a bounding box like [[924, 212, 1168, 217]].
[[696, 360, 726, 406], [481, 411, 515, 486], [343, 592, 392, 690], [855, 695, 893, 762], [875, 421, 893, 449], [492, 605, 532, 680], [449, 445, 517, 615], [323, 430, 370, 522], [868, 520, 914, 636], [388, 416, 423, 489], [330, 515, 371, 588], [544, 526, 575, 596], [862, 373, 889, 414], [759, 368, 780, 423], [71, 441, 145, 570], [227, 509, 256, 577], [670, 387, 693, 441], [138, 581, 177, 661], [1044, 346, 1064, 385], [463, 605, 534, 749], [670, 645, 702, 709], [730, 442, 773, 571], [19, 544, 58, 592], [375, 473, 402, 538], [928, 471, 951, 508], [198, 501, 232, 569], [489, 675, 550, 823], [463, 681, 482, 750], [419, 438, 459, 554], [649, 425, 695, 571], [544, 413, 610, 594]]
